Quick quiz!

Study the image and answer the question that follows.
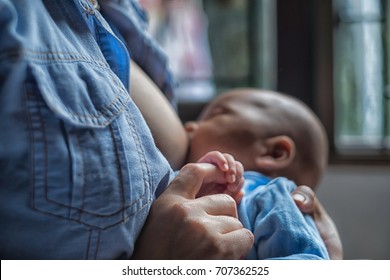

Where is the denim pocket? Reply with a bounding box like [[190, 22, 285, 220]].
[[25, 62, 152, 229]]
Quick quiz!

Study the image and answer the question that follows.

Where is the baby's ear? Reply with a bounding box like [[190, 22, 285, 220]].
[[254, 135, 296, 172], [184, 121, 199, 138]]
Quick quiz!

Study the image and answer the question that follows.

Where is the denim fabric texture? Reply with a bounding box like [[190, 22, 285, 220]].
[[99, 0, 177, 105], [0, 0, 173, 259], [239, 171, 330, 260]]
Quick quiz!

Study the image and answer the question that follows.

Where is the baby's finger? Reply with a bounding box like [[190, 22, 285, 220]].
[[197, 151, 229, 171], [222, 153, 237, 183], [227, 161, 244, 193], [226, 177, 244, 199], [232, 189, 244, 204], [235, 161, 244, 183]]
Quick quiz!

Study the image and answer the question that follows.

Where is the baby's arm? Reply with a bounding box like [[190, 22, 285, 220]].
[[196, 151, 245, 204]]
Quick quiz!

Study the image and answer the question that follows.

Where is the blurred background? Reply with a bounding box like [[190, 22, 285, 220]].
[[139, 0, 390, 259]]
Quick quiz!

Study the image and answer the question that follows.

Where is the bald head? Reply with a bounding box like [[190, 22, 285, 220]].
[[258, 90, 328, 187], [206, 88, 328, 188]]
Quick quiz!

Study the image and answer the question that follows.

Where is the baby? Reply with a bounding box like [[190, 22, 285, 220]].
[[132, 82, 330, 259]]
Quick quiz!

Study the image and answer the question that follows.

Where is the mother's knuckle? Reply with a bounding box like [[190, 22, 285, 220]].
[[221, 193, 236, 208], [182, 163, 204, 177]]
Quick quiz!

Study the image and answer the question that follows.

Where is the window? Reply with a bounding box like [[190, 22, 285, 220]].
[[333, 0, 390, 154]]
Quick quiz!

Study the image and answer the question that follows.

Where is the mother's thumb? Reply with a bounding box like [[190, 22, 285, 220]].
[[167, 163, 218, 199]]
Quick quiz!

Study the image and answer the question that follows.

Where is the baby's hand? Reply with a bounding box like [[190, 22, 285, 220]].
[[196, 151, 244, 203]]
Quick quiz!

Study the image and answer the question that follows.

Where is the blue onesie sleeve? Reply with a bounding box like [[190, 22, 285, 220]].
[[238, 171, 329, 260]]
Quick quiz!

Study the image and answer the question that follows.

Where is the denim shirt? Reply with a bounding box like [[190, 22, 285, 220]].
[[0, 0, 173, 259]]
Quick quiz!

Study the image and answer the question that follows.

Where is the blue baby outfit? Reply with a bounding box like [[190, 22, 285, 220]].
[[239, 172, 330, 259]]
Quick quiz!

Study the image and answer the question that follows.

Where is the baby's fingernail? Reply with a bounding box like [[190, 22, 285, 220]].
[[292, 193, 305, 203], [223, 163, 229, 170], [230, 174, 236, 183]]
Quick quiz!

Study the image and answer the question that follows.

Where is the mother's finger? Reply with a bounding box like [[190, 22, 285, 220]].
[[292, 185, 316, 213], [167, 163, 225, 199], [220, 228, 254, 259], [192, 193, 238, 217]]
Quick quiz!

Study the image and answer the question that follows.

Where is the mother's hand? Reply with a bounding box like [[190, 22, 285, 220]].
[[132, 163, 254, 259], [292, 185, 343, 259]]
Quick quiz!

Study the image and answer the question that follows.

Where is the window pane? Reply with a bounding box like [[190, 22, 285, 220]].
[[333, 0, 385, 150], [384, 0, 390, 149]]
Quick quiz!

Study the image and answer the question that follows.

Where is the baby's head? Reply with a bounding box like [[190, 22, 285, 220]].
[[185, 88, 328, 189]]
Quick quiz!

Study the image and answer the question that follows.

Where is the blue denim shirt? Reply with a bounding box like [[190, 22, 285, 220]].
[[0, 0, 173, 259]]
